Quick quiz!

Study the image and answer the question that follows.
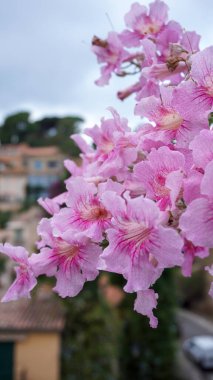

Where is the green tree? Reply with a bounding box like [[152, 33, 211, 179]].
[[62, 281, 121, 380], [0, 112, 83, 156], [0, 111, 31, 144], [118, 270, 178, 380]]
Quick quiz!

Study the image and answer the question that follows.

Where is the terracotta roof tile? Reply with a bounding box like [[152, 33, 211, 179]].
[[22, 146, 62, 157], [0, 144, 62, 157], [0, 296, 65, 332]]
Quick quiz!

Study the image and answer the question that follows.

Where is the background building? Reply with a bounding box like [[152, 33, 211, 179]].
[[0, 144, 64, 210], [0, 291, 65, 380]]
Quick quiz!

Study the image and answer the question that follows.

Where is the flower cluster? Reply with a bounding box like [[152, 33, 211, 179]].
[[1, 0, 213, 328]]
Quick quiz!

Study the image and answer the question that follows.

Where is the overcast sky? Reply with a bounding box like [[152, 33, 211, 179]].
[[0, 0, 212, 129]]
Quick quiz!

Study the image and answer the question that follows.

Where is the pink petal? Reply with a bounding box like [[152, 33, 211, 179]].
[[134, 290, 158, 328], [38, 197, 60, 215], [0, 243, 29, 264], [149, 0, 168, 24], [180, 198, 213, 247], [54, 265, 85, 298], [201, 161, 213, 199], [190, 130, 213, 170], [2, 267, 37, 302]]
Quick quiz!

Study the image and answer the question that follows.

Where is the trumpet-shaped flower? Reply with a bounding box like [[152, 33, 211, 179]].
[[92, 32, 130, 86], [134, 146, 185, 210], [190, 47, 213, 110], [180, 161, 213, 247], [0, 243, 37, 302], [84, 108, 138, 179], [51, 178, 122, 242], [135, 86, 205, 147], [181, 239, 209, 277], [120, 1, 169, 47], [183, 170, 202, 205], [32, 221, 101, 298], [189, 129, 213, 170], [99, 192, 183, 292]]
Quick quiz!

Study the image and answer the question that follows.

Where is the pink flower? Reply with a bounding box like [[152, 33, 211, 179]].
[[134, 146, 185, 210], [181, 239, 209, 277], [142, 29, 200, 82], [52, 178, 116, 242], [156, 20, 182, 61], [99, 192, 183, 292], [181, 31, 201, 54], [31, 221, 101, 298], [64, 153, 104, 185], [63, 134, 99, 182], [117, 81, 142, 101], [84, 108, 138, 179], [0, 243, 37, 302], [183, 170, 202, 205], [174, 47, 213, 115], [36, 217, 55, 249], [190, 47, 213, 110], [92, 32, 129, 86], [67, 108, 137, 182], [189, 129, 213, 170], [120, 1, 168, 47], [179, 161, 213, 247], [134, 289, 158, 328], [135, 77, 160, 101], [135, 86, 205, 147], [142, 61, 187, 82]]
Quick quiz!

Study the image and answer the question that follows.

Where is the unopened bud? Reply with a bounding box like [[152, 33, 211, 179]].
[[92, 35, 108, 48]]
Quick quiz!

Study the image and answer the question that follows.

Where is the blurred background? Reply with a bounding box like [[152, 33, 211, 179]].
[[0, 1, 213, 380]]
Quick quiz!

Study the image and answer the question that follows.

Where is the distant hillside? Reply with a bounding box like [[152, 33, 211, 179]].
[[0, 111, 84, 156]]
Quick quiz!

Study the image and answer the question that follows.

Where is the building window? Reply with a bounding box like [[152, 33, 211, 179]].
[[28, 175, 59, 188], [34, 160, 42, 170], [0, 163, 6, 171], [23, 158, 28, 167], [47, 160, 58, 168], [14, 228, 23, 245]]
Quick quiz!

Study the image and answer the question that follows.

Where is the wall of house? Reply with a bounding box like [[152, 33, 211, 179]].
[[0, 175, 27, 210], [6, 207, 42, 250], [26, 155, 63, 176], [14, 332, 61, 380]]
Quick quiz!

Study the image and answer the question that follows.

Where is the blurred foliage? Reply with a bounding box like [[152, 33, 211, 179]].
[[176, 269, 206, 308], [0, 211, 11, 229], [61, 280, 121, 380], [0, 111, 83, 155], [0, 257, 6, 275], [62, 270, 178, 380], [117, 270, 178, 380], [0, 112, 31, 144], [208, 111, 213, 126]]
